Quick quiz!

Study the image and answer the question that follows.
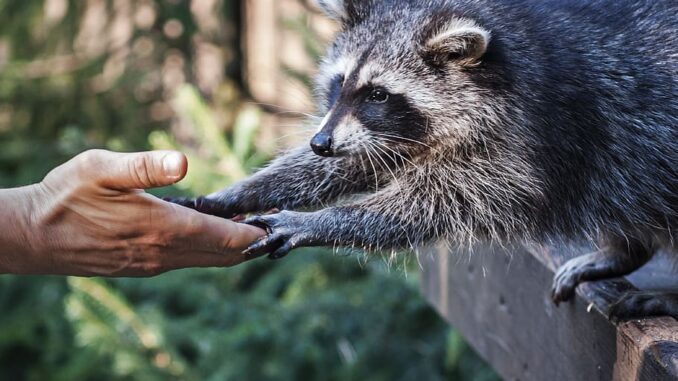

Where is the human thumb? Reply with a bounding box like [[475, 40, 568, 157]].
[[97, 150, 188, 190]]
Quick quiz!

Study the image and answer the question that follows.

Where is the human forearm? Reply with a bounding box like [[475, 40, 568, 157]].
[[0, 150, 266, 277], [0, 184, 42, 274]]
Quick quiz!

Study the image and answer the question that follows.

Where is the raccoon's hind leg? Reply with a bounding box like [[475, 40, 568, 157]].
[[551, 236, 655, 305], [608, 291, 678, 321]]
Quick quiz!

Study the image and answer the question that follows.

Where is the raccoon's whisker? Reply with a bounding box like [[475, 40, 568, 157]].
[[276, 86, 317, 108], [372, 140, 416, 167], [368, 141, 402, 190], [271, 125, 315, 132], [330, 160, 356, 183], [366, 142, 393, 190], [375, 140, 414, 168], [371, 133, 433, 148], [376, 136, 433, 151], [276, 111, 320, 119], [354, 150, 372, 186], [360, 142, 380, 191], [369, 141, 397, 166], [273, 130, 316, 142], [369, 139, 397, 161], [270, 125, 315, 130], [372, 144, 407, 184]]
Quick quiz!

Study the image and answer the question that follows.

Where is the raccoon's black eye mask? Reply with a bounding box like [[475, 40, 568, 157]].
[[328, 75, 392, 107], [327, 75, 344, 106], [365, 87, 389, 104]]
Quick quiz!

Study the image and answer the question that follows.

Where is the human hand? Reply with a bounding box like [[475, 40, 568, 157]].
[[0, 149, 265, 277]]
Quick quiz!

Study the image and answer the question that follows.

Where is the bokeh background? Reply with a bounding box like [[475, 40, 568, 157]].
[[0, 1, 499, 380]]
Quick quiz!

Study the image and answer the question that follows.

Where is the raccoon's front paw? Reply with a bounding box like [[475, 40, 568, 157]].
[[243, 211, 319, 260], [163, 195, 241, 219]]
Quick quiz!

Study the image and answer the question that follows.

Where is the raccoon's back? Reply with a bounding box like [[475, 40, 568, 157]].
[[452, 0, 678, 239], [524, 0, 678, 239]]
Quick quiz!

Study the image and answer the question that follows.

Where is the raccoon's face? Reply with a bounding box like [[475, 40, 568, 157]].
[[311, 0, 492, 159]]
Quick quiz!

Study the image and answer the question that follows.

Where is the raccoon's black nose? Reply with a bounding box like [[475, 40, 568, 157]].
[[310, 133, 334, 157]]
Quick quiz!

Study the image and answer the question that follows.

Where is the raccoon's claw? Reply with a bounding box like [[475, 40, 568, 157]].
[[551, 253, 618, 306], [163, 196, 238, 219], [551, 257, 594, 305], [243, 211, 317, 260], [608, 291, 678, 322], [551, 281, 575, 306], [163, 196, 195, 208]]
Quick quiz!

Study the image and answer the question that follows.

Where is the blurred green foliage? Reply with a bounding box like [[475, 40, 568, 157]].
[[0, 1, 498, 380], [0, 256, 497, 381]]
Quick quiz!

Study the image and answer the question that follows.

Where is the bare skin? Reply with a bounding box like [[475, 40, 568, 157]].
[[0, 149, 266, 277]]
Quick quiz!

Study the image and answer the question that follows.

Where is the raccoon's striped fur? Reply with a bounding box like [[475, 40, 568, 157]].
[[171, 0, 677, 318]]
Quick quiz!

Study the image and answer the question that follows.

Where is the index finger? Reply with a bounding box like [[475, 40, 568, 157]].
[[173, 203, 266, 254]]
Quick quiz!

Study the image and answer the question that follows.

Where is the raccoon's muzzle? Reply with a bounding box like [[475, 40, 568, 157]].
[[310, 132, 334, 157]]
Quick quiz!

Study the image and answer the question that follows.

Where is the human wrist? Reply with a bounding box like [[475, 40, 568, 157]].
[[0, 184, 47, 274]]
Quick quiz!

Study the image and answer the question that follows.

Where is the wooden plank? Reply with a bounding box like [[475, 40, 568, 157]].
[[614, 319, 678, 381], [420, 243, 678, 381]]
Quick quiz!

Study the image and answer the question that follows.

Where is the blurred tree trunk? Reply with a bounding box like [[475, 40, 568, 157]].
[[242, 0, 337, 146]]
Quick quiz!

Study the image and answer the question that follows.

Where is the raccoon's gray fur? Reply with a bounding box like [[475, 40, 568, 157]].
[[171, 0, 677, 319]]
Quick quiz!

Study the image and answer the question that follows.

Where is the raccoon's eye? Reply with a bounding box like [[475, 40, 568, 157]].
[[366, 88, 389, 104]]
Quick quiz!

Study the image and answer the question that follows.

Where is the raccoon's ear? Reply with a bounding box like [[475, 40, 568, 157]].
[[420, 19, 490, 67]]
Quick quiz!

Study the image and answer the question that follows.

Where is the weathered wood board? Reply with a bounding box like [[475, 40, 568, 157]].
[[420, 243, 678, 381]]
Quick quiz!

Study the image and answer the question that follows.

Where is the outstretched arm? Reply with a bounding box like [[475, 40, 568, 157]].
[[0, 150, 265, 277], [170, 145, 381, 218], [243, 181, 446, 258]]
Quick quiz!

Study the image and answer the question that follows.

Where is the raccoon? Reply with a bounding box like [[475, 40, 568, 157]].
[[169, 0, 677, 320]]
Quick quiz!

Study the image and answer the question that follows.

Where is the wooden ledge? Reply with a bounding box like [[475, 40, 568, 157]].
[[420, 243, 678, 381]]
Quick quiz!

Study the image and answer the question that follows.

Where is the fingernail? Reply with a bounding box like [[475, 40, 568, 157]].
[[162, 152, 184, 179]]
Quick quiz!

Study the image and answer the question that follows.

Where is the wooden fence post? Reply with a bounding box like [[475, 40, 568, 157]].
[[421, 243, 678, 381]]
